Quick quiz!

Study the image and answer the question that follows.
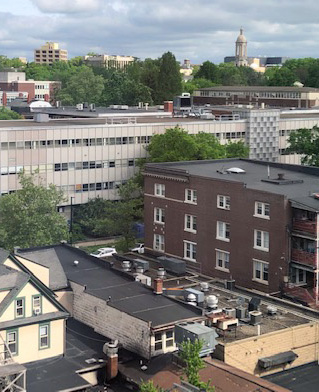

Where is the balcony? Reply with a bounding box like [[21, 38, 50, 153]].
[[292, 219, 317, 236], [291, 248, 316, 267]]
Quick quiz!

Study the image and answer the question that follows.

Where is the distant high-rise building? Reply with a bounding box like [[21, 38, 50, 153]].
[[235, 28, 248, 67], [34, 42, 68, 64]]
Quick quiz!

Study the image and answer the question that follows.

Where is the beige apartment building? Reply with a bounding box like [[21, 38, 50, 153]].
[[83, 54, 136, 69], [34, 42, 68, 64]]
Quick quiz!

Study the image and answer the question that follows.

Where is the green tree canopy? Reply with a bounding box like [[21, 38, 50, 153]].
[[179, 339, 214, 391], [56, 67, 104, 105], [0, 172, 69, 250], [0, 108, 23, 120], [0, 55, 25, 71], [287, 126, 319, 166], [146, 127, 249, 163], [156, 52, 182, 103]]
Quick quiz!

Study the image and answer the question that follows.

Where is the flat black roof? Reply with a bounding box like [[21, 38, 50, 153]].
[[18, 245, 202, 327], [145, 159, 319, 210], [264, 362, 319, 392]]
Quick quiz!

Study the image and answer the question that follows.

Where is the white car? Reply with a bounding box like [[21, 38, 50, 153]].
[[130, 243, 145, 254], [90, 247, 117, 258]]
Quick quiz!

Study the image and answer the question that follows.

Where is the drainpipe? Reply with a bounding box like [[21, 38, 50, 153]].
[[316, 212, 319, 306]]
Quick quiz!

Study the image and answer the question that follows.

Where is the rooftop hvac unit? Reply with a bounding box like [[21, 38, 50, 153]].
[[135, 273, 151, 286], [236, 307, 246, 319], [248, 297, 261, 312], [185, 288, 204, 303], [206, 295, 218, 309], [249, 311, 262, 325], [223, 307, 236, 318], [157, 256, 186, 275], [175, 322, 218, 357], [134, 259, 149, 272]]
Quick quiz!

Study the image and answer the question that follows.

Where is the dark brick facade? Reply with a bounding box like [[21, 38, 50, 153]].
[[144, 170, 291, 294]]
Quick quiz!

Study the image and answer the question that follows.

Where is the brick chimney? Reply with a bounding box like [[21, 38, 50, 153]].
[[164, 101, 173, 113], [2, 92, 7, 106], [105, 341, 119, 381], [44, 93, 49, 102], [153, 278, 163, 295]]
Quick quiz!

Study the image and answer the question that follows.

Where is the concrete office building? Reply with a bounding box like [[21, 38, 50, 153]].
[[34, 42, 68, 64], [0, 105, 318, 207], [193, 86, 319, 108]]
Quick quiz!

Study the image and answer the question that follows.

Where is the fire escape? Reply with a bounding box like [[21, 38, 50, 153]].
[[284, 207, 319, 308], [0, 334, 26, 392]]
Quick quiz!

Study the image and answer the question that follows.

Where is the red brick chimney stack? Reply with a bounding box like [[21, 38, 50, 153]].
[[153, 278, 163, 295], [105, 341, 119, 381]]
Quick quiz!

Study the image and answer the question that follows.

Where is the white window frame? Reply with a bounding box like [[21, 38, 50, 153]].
[[154, 183, 165, 197], [254, 230, 269, 252], [253, 259, 269, 284], [39, 324, 49, 349], [154, 207, 165, 224], [184, 240, 197, 262], [216, 221, 230, 242], [7, 331, 18, 355], [185, 188, 197, 204], [15, 298, 24, 319], [291, 267, 307, 285], [217, 195, 230, 210], [154, 332, 163, 351], [215, 249, 230, 271], [153, 234, 164, 252], [254, 201, 270, 219], [184, 214, 197, 233]]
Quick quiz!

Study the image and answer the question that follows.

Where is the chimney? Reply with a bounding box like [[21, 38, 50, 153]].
[[164, 101, 173, 113], [277, 173, 285, 180], [153, 278, 163, 295], [2, 92, 7, 106], [105, 341, 119, 381], [44, 93, 49, 102]]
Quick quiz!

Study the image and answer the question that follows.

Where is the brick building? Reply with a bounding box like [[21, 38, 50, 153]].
[[144, 159, 319, 306], [193, 86, 319, 108]]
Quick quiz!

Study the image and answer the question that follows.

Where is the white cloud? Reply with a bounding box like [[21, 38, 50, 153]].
[[2, 0, 319, 63], [31, 0, 102, 14]]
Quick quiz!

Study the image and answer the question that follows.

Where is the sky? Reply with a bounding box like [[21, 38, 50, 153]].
[[1, 0, 319, 64]]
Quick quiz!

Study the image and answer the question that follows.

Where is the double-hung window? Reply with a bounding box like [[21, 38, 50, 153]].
[[39, 324, 50, 349], [154, 207, 165, 224], [15, 298, 25, 319], [184, 241, 197, 262], [153, 234, 164, 252], [254, 230, 269, 251], [154, 332, 163, 351], [254, 202, 270, 219], [154, 183, 165, 197], [253, 259, 269, 284], [6, 330, 18, 356], [216, 221, 230, 242], [216, 250, 230, 271], [217, 195, 230, 210], [32, 295, 42, 316], [184, 214, 197, 233], [185, 189, 197, 204]]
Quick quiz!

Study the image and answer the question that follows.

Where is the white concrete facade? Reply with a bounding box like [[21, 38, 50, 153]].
[[0, 109, 318, 205]]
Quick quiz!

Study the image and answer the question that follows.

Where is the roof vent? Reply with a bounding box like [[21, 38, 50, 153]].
[[277, 173, 284, 180], [226, 167, 246, 174], [73, 260, 79, 267]]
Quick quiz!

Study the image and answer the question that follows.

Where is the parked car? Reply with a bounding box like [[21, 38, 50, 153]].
[[90, 247, 117, 258], [130, 243, 145, 254]]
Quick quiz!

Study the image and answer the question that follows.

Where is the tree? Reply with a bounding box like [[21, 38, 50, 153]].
[[140, 381, 163, 392], [147, 127, 198, 162], [0, 55, 25, 71], [179, 339, 214, 391], [287, 126, 319, 166], [195, 61, 219, 82], [226, 140, 249, 158], [0, 108, 23, 120], [157, 52, 182, 103], [0, 172, 69, 250], [56, 67, 104, 105]]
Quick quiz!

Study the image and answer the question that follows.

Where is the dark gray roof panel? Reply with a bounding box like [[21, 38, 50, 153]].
[[19, 244, 202, 327]]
